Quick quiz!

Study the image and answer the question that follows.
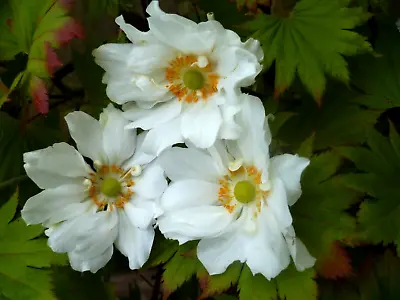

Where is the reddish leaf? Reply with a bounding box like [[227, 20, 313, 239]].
[[58, 0, 75, 11], [30, 76, 49, 115], [45, 42, 62, 75], [317, 242, 353, 279], [56, 19, 84, 46]]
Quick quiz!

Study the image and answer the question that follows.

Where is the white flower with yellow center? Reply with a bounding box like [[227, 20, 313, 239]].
[[21, 104, 166, 273], [93, 0, 263, 153], [156, 95, 316, 279]]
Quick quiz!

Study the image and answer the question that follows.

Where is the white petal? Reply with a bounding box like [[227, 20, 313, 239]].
[[133, 162, 167, 199], [71, 211, 119, 258], [105, 76, 171, 105], [126, 43, 176, 74], [65, 111, 104, 162], [267, 178, 293, 230], [197, 226, 246, 275], [93, 43, 134, 77], [236, 94, 269, 174], [159, 147, 221, 182], [115, 15, 155, 43], [218, 104, 242, 140], [68, 246, 114, 273], [181, 103, 222, 149], [157, 206, 234, 243], [270, 154, 310, 206], [147, 2, 215, 54], [140, 118, 184, 156], [48, 210, 118, 254], [124, 199, 156, 229], [122, 131, 156, 167], [23, 143, 91, 189], [123, 101, 182, 130], [245, 209, 290, 279], [207, 140, 231, 174], [284, 226, 316, 271], [21, 184, 88, 225], [218, 47, 262, 90], [243, 38, 264, 62], [160, 180, 219, 212], [115, 209, 155, 270], [100, 104, 136, 165]]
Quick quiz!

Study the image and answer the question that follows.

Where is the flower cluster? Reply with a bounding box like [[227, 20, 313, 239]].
[[21, 1, 315, 279]]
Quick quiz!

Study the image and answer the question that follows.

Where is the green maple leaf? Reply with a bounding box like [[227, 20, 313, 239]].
[[0, 191, 66, 300], [292, 151, 358, 258], [243, 0, 372, 102], [350, 19, 400, 109], [199, 261, 242, 298], [162, 241, 205, 295], [277, 83, 381, 150], [337, 124, 400, 254], [358, 251, 400, 299], [238, 265, 277, 300], [277, 265, 317, 300]]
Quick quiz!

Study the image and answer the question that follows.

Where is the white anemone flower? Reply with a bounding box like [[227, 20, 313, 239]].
[[156, 95, 316, 279], [21, 104, 167, 273], [92, 0, 263, 153]]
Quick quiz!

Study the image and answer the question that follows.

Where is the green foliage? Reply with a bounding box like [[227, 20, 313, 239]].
[[162, 241, 205, 294], [292, 151, 358, 258], [277, 84, 380, 150], [276, 265, 317, 300], [238, 265, 277, 300], [243, 0, 372, 102], [357, 251, 400, 299], [52, 266, 115, 300], [0, 191, 66, 300], [337, 124, 400, 253], [0, 0, 81, 111], [0, 111, 61, 203], [199, 262, 242, 298], [351, 19, 400, 109]]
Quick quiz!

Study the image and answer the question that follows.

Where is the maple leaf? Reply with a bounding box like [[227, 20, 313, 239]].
[[316, 242, 353, 279], [350, 19, 400, 109], [0, 0, 83, 113], [161, 241, 205, 298], [0, 191, 66, 300], [198, 262, 242, 299], [277, 83, 381, 151], [357, 251, 400, 299], [291, 151, 358, 259], [238, 265, 277, 300], [243, 0, 372, 103], [337, 123, 400, 255]]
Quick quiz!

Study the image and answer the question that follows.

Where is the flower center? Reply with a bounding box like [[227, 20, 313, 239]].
[[100, 177, 121, 198], [234, 180, 256, 204], [165, 55, 219, 103], [87, 164, 136, 210], [217, 165, 269, 215], [182, 68, 205, 90]]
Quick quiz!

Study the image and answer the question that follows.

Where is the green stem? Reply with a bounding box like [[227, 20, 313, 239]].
[[0, 175, 28, 190]]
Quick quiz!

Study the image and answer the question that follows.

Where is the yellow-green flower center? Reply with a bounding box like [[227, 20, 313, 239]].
[[183, 68, 205, 90], [101, 177, 121, 198], [234, 180, 256, 204]]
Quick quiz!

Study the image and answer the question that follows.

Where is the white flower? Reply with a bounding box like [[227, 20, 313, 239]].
[[21, 104, 167, 273], [156, 95, 316, 279], [92, 0, 263, 153]]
